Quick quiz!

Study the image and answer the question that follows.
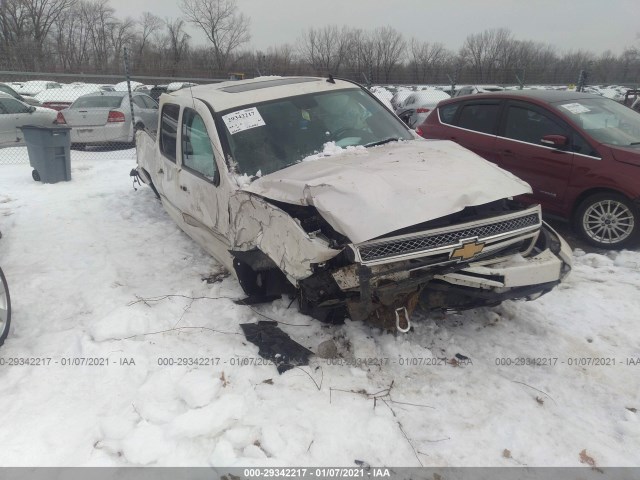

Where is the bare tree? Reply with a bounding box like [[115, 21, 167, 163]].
[[137, 12, 163, 59], [52, 2, 91, 70], [298, 25, 353, 75], [460, 28, 514, 83], [180, 0, 250, 73], [0, 0, 31, 68], [409, 39, 447, 83], [110, 16, 136, 69], [22, 0, 77, 68], [372, 26, 406, 83], [165, 17, 190, 75]]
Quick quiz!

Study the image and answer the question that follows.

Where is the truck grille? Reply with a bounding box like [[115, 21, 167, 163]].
[[357, 212, 540, 263]]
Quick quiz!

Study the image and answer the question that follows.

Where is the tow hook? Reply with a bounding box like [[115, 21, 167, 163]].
[[395, 307, 411, 333]]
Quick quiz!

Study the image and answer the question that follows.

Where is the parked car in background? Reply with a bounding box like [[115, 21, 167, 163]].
[[167, 82, 198, 92], [0, 83, 41, 106], [417, 90, 640, 249], [149, 85, 168, 102], [390, 89, 413, 110], [56, 91, 158, 149], [395, 89, 450, 128], [114, 81, 143, 92], [35, 84, 102, 111], [455, 85, 505, 96], [15, 80, 62, 96], [0, 93, 57, 147], [134, 76, 571, 331]]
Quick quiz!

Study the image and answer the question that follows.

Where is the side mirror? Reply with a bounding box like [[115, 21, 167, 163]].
[[540, 134, 568, 148], [28, 106, 36, 113]]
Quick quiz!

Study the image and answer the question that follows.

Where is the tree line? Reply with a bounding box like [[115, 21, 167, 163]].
[[1, 0, 639, 86]]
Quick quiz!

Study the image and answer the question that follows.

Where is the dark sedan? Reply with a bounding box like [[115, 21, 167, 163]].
[[416, 90, 640, 249]]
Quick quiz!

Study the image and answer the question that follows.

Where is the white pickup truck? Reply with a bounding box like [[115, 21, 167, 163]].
[[134, 76, 572, 331]]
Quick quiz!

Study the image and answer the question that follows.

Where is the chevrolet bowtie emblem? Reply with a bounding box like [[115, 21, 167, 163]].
[[450, 240, 485, 261]]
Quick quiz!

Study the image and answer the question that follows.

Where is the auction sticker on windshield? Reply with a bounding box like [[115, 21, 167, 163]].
[[222, 107, 266, 134], [559, 103, 591, 114]]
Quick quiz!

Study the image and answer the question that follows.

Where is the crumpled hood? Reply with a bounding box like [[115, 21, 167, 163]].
[[242, 140, 531, 243]]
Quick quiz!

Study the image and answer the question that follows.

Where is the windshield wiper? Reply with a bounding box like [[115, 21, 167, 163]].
[[629, 142, 640, 146], [365, 137, 399, 148]]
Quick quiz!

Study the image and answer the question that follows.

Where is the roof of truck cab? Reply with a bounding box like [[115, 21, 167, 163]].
[[166, 76, 359, 112]]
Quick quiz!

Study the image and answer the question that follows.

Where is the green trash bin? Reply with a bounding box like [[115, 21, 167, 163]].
[[20, 125, 72, 183]]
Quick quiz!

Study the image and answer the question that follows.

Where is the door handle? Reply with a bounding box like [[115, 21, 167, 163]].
[[501, 149, 514, 155], [180, 185, 188, 192]]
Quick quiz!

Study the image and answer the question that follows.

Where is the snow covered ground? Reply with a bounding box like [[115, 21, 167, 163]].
[[0, 148, 639, 467]]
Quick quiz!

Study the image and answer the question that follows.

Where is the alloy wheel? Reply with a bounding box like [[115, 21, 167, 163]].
[[582, 199, 635, 245]]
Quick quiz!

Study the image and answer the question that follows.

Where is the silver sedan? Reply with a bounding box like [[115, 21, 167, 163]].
[[0, 94, 57, 147], [58, 92, 158, 148]]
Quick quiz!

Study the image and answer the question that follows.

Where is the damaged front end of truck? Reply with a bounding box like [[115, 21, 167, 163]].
[[230, 142, 572, 332]]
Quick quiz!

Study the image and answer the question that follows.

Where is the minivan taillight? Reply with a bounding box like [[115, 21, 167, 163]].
[[416, 108, 431, 113], [107, 110, 125, 123], [55, 111, 66, 124]]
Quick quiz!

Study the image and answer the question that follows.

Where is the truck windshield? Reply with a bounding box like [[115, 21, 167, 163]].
[[218, 88, 413, 177]]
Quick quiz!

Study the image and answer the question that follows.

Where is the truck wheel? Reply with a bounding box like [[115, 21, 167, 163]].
[[32, 169, 40, 181], [574, 193, 640, 249], [0, 267, 11, 347]]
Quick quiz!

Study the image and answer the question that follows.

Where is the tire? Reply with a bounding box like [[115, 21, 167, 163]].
[[32, 169, 40, 181], [0, 267, 11, 347], [574, 193, 640, 249]]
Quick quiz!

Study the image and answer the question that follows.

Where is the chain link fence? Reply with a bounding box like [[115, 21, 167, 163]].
[[0, 70, 225, 164], [2, 67, 638, 165]]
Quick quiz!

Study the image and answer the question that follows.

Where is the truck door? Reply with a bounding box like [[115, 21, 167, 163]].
[[156, 103, 182, 221], [174, 102, 231, 260]]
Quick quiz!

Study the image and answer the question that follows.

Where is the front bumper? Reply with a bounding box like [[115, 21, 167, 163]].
[[326, 223, 572, 325], [435, 222, 572, 291]]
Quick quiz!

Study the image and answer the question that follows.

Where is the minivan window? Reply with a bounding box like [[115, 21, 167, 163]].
[[572, 133, 600, 157], [554, 97, 640, 147], [457, 103, 500, 134], [503, 105, 567, 146], [160, 103, 180, 161], [439, 104, 458, 125]]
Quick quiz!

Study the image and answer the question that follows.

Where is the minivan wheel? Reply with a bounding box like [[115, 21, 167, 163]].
[[575, 193, 639, 249], [0, 267, 11, 347]]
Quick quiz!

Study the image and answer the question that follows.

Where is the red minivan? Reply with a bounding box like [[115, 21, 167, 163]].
[[416, 90, 640, 249]]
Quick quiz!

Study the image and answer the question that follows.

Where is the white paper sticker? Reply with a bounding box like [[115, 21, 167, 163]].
[[559, 103, 591, 114], [222, 107, 265, 134]]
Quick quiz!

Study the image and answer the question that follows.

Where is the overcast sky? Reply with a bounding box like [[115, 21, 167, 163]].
[[108, 0, 638, 55]]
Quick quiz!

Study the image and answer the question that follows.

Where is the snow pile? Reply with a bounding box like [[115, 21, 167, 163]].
[[302, 141, 366, 162], [0, 149, 639, 467]]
